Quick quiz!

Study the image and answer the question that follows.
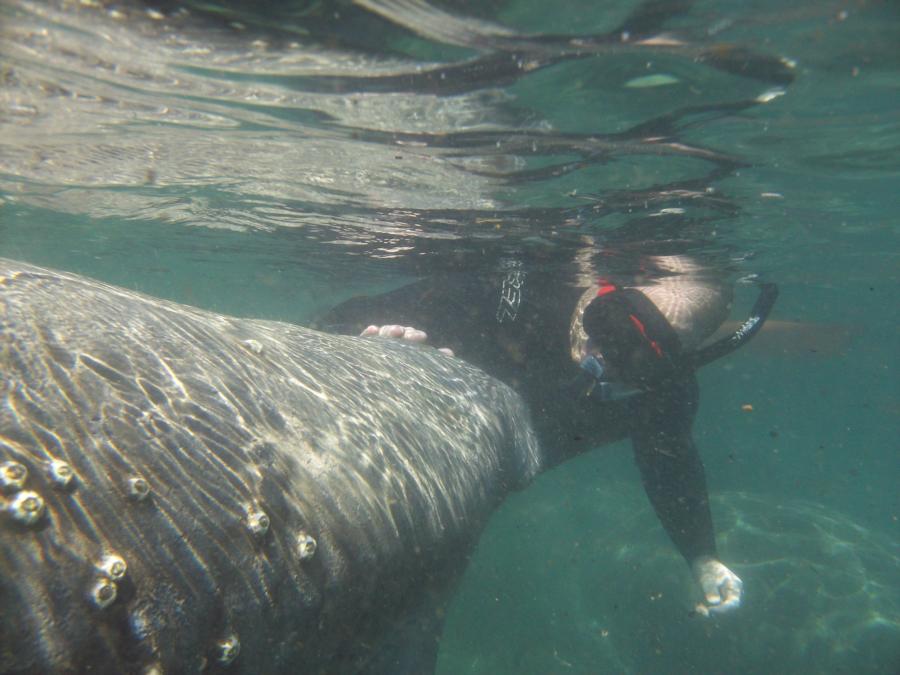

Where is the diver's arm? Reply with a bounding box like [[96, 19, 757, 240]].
[[628, 375, 743, 616], [312, 279, 439, 337], [311, 272, 525, 375], [628, 375, 717, 562]]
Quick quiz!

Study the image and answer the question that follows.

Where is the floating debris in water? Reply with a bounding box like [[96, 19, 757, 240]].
[[625, 73, 680, 88], [757, 89, 785, 103]]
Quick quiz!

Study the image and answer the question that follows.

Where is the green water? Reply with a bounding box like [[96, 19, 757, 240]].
[[1, 0, 897, 673]]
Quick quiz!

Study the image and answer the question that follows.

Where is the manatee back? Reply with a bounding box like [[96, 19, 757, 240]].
[[0, 259, 541, 673]]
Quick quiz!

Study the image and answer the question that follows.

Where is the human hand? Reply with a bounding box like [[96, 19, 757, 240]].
[[361, 324, 428, 342], [691, 556, 743, 617], [360, 325, 454, 356]]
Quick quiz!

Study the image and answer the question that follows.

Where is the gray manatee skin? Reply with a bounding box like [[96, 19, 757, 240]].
[[0, 259, 542, 674]]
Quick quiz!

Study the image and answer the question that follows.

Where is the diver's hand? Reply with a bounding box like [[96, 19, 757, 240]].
[[691, 556, 743, 617], [360, 325, 454, 356], [361, 324, 428, 342]]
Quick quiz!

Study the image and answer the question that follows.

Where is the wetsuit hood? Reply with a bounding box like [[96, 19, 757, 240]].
[[582, 281, 685, 389], [581, 280, 778, 395]]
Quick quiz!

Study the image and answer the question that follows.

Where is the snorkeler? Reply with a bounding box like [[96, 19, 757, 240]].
[[317, 252, 777, 617]]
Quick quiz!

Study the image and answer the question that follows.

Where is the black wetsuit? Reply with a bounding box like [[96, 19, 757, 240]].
[[318, 267, 718, 564]]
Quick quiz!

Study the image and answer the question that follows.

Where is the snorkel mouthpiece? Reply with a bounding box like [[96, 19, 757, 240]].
[[578, 354, 641, 401], [580, 353, 607, 381]]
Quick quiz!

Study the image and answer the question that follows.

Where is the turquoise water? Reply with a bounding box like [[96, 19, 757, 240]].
[[1, 1, 897, 673]]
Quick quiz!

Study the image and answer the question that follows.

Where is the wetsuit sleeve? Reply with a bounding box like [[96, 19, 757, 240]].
[[312, 280, 436, 336], [628, 374, 717, 563], [311, 276, 511, 373]]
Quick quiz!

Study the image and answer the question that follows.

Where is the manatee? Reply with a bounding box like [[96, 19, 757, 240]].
[[0, 258, 542, 674]]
